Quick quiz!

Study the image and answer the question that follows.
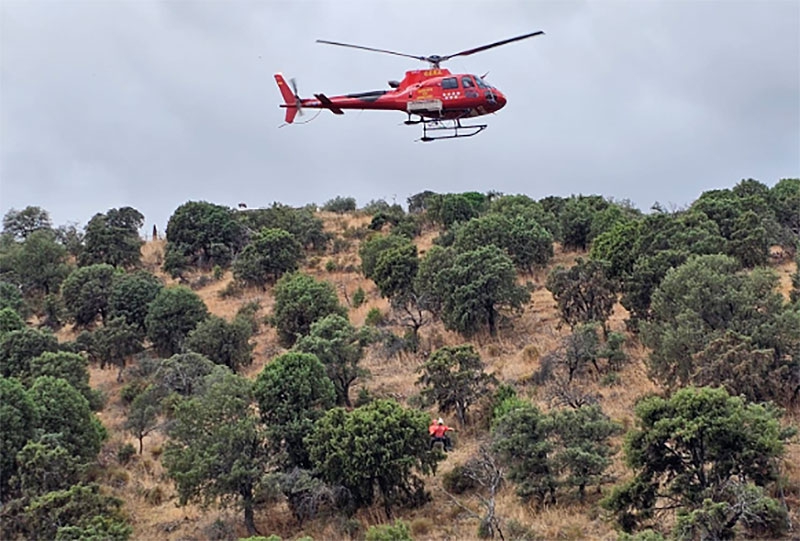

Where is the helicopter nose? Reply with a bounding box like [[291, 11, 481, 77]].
[[496, 92, 507, 108]]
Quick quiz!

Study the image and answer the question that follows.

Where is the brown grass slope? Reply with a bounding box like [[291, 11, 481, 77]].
[[83, 213, 799, 541]]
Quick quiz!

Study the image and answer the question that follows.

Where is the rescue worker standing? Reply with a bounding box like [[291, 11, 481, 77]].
[[429, 418, 454, 451]]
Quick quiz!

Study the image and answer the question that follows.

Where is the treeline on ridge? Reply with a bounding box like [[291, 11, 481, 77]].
[[0, 177, 798, 540]]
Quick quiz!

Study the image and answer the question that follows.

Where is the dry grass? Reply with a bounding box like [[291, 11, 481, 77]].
[[73, 215, 799, 541], [774, 254, 796, 301]]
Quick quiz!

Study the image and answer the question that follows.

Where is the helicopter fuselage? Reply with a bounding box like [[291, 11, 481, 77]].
[[279, 68, 507, 122]]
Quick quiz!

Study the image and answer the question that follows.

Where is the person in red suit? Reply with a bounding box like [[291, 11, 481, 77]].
[[428, 418, 454, 451]]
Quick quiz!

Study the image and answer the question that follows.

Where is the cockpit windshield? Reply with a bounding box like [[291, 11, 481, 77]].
[[474, 76, 489, 89]]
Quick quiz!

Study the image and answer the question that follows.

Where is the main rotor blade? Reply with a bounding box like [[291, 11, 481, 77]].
[[441, 30, 544, 61], [316, 39, 426, 62]]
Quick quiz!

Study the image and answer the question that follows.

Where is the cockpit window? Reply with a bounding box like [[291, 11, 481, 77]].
[[474, 76, 489, 88], [441, 77, 458, 89], [461, 76, 474, 88]]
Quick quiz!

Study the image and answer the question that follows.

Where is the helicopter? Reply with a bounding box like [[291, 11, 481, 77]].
[[275, 31, 544, 141]]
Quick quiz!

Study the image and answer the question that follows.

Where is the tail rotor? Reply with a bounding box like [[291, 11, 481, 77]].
[[289, 78, 304, 117]]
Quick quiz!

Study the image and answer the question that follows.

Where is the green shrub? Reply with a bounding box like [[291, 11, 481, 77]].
[[365, 307, 385, 327], [325, 259, 337, 273], [366, 519, 412, 541], [352, 287, 366, 308], [331, 237, 351, 254], [218, 280, 242, 299], [117, 443, 136, 465], [442, 463, 478, 495]]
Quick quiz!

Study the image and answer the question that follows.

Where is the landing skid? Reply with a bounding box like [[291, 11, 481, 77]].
[[405, 116, 487, 142]]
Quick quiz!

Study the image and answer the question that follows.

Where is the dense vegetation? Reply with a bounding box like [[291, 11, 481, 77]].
[[0, 178, 798, 540]]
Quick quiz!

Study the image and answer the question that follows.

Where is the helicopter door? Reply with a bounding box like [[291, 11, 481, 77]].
[[461, 76, 479, 100]]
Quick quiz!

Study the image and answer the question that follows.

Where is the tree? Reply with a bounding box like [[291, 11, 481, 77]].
[[414, 245, 457, 317], [322, 196, 357, 213], [0, 327, 59, 379], [29, 351, 98, 409], [28, 376, 106, 463], [7, 229, 70, 297], [0, 281, 26, 315], [152, 352, 219, 398], [548, 405, 621, 500], [237, 202, 330, 251], [770, 177, 799, 238], [124, 389, 160, 454], [307, 399, 440, 517], [108, 270, 163, 333], [0, 377, 38, 501], [692, 331, 799, 405], [728, 210, 768, 268], [233, 227, 302, 287], [164, 201, 245, 275], [185, 315, 254, 372], [453, 213, 553, 272], [445, 445, 507, 539], [145, 286, 209, 356], [538, 323, 602, 384], [254, 352, 335, 469], [427, 193, 484, 228], [643, 255, 791, 390], [79, 207, 144, 268], [294, 314, 367, 407], [407, 190, 438, 214], [163, 371, 267, 535], [636, 209, 726, 258], [558, 196, 608, 251], [603, 387, 793, 535], [491, 402, 555, 504], [619, 249, 689, 327], [2, 206, 52, 241], [54, 222, 85, 259], [271, 272, 347, 347], [358, 234, 409, 281], [416, 345, 496, 427], [14, 437, 83, 498], [60, 264, 117, 327], [589, 220, 641, 280], [691, 188, 743, 240], [546, 258, 617, 332], [86, 317, 144, 381], [372, 240, 418, 300], [674, 483, 789, 540], [436, 245, 529, 336], [490, 194, 560, 238], [20, 483, 130, 541], [0, 307, 25, 335]]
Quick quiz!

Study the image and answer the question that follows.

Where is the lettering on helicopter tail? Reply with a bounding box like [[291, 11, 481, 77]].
[[407, 99, 443, 113]]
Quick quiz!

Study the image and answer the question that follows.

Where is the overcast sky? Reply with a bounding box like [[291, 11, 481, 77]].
[[1, 0, 798, 232]]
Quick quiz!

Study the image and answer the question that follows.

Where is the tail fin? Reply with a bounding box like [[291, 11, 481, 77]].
[[275, 73, 299, 124]]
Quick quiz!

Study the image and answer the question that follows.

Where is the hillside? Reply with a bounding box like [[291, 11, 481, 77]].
[[80, 210, 798, 541], [2, 185, 798, 541]]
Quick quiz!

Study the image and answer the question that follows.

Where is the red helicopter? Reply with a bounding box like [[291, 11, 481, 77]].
[[275, 31, 544, 141]]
